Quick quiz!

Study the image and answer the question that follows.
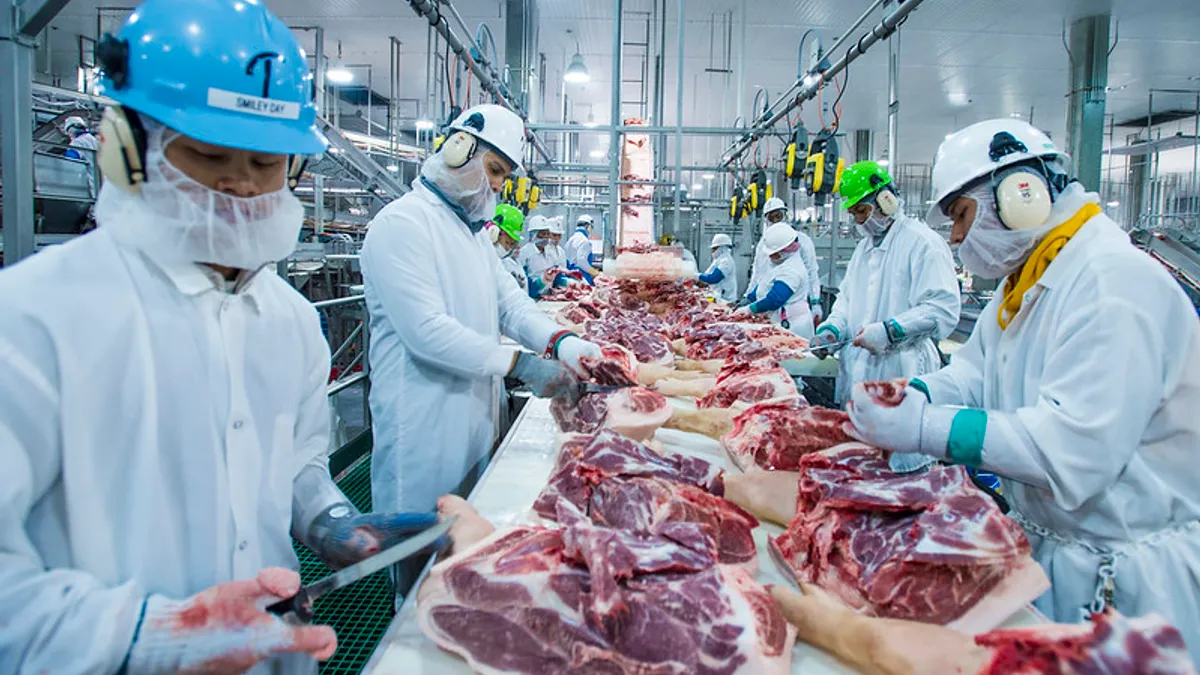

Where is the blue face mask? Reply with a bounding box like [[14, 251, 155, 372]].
[[535, 237, 549, 249]]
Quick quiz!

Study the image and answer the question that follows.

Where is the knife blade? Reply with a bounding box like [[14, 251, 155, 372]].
[[267, 516, 456, 622], [579, 383, 634, 396]]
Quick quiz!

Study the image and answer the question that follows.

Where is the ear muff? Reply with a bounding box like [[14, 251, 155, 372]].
[[875, 188, 900, 217], [97, 106, 148, 193], [441, 130, 478, 169], [993, 169, 1053, 230]]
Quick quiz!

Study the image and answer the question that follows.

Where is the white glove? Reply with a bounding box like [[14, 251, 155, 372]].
[[556, 336, 602, 378], [127, 568, 337, 674], [845, 383, 959, 458], [809, 299, 824, 323], [853, 322, 891, 356]]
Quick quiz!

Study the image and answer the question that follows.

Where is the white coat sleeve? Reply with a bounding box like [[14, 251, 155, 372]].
[[361, 211, 519, 378], [802, 235, 821, 300], [822, 245, 862, 339], [916, 299, 990, 408], [891, 237, 961, 340], [493, 251, 561, 352], [291, 306, 348, 539], [973, 291, 1178, 510], [0, 321, 144, 673]]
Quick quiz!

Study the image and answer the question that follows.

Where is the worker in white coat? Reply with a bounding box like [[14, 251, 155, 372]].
[[520, 213, 566, 277], [743, 198, 822, 322], [565, 214, 602, 282], [844, 118, 1200, 660], [492, 203, 527, 292], [0, 1, 440, 672], [359, 104, 601, 590], [744, 222, 815, 339], [62, 115, 100, 194], [697, 233, 739, 303], [811, 160, 961, 405]]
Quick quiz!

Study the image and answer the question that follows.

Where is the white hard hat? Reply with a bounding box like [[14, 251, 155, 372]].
[[546, 217, 565, 235], [449, 104, 527, 169], [527, 214, 550, 233], [930, 119, 1067, 213], [63, 116, 87, 133], [762, 222, 798, 255], [711, 233, 732, 248], [763, 197, 787, 216], [577, 214, 594, 226]]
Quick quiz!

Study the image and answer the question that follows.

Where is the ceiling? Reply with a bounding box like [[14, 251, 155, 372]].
[[39, 0, 1200, 175]]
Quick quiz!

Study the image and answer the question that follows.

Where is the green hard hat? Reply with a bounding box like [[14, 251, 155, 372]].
[[494, 204, 524, 241], [840, 160, 894, 210]]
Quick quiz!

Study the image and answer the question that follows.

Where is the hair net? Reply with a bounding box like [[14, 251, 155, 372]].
[[859, 202, 896, 239], [95, 118, 302, 271], [772, 240, 802, 261], [419, 151, 497, 225], [956, 182, 1056, 279]]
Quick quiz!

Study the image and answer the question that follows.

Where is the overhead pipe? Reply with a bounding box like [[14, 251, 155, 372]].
[[719, 0, 925, 168], [405, 0, 553, 164]]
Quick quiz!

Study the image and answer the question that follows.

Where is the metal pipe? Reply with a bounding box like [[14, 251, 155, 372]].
[[886, 1, 900, 167], [607, 0, 625, 254], [529, 123, 758, 135], [313, 295, 366, 310], [1193, 93, 1199, 210], [328, 371, 368, 397], [1, 21, 37, 266], [673, 0, 685, 235], [720, 0, 925, 167]]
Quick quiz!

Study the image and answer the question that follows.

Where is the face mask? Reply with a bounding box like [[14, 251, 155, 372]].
[[494, 242, 514, 259], [861, 211, 892, 239], [956, 184, 1048, 279], [96, 122, 302, 271], [420, 152, 498, 227], [534, 237, 549, 249]]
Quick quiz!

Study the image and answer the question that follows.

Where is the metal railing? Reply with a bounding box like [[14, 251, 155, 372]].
[[315, 294, 371, 448]]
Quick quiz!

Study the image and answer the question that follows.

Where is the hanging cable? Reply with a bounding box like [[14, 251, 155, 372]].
[[830, 56, 849, 133]]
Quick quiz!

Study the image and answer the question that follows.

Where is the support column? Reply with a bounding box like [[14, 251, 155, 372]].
[[1065, 14, 1110, 189], [1, 25, 37, 266], [854, 129, 873, 162], [505, 0, 539, 118], [606, 0, 624, 257], [885, 3, 900, 168]]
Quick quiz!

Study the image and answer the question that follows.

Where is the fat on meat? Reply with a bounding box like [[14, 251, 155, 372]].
[[697, 361, 800, 409], [721, 398, 855, 472], [417, 524, 795, 675], [533, 430, 760, 569], [550, 387, 673, 442], [771, 444, 1032, 626], [580, 344, 640, 387]]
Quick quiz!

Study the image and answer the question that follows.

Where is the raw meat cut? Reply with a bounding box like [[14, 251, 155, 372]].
[[771, 443, 1032, 625], [580, 344, 639, 387], [550, 387, 672, 442], [975, 610, 1198, 675], [721, 398, 855, 472], [533, 430, 760, 568], [584, 310, 675, 366], [417, 523, 794, 675], [556, 299, 605, 328], [862, 379, 908, 407], [697, 361, 799, 409]]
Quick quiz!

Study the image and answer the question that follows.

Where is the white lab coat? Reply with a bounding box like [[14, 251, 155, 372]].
[[747, 237, 771, 301], [0, 228, 339, 674], [918, 185, 1200, 660], [756, 252, 814, 339], [520, 242, 566, 278], [360, 182, 561, 515], [824, 213, 961, 404], [704, 248, 739, 303], [70, 132, 100, 194], [564, 228, 594, 271], [501, 252, 528, 292], [797, 230, 822, 303]]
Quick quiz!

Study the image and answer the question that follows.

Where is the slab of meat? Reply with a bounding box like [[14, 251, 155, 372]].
[[771, 443, 1032, 625], [975, 610, 1198, 675], [861, 379, 908, 406], [418, 524, 794, 675], [556, 300, 605, 328], [585, 310, 675, 366], [550, 387, 672, 442], [697, 361, 799, 409], [580, 344, 640, 387], [721, 398, 855, 472], [533, 429, 760, 568]]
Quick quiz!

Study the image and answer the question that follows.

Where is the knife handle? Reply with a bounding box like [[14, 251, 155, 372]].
[[265, 588, 315, 623]]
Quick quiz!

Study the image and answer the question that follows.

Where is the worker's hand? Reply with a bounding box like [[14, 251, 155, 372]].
[[810, 326, 841, 359], [844, 383, 938, 458], [127, 568, 338, 674], [555, 336, 602, 378], [307, 503, 440, 570], [853, 322, 892, 356], [734, 296, 753, 309], [809, 299, 824, 324], [511, 351, 581, 402]]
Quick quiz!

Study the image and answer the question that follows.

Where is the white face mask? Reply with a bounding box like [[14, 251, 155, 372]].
[[494, 242, 515, 259], [861, 211, 892, 239], [96, 122, 302, 271], [956, 183, 1050, 279], [420, 152, 499, 226]]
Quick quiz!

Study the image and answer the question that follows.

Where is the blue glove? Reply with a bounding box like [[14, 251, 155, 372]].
[[511, 351, 581, 401], [308, 503, 440, 569]]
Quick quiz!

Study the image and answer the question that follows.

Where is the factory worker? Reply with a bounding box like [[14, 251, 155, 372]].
[[62, 115, 100, 193], [743, 222, 815, 338], [492, 203, 528, 292], [565, 213, 602, 282], [359, 104, 601, 579], [660, 232, 696, 265], [697, 232, 739, 303], [845, 118, 1200, 659], [743, 197, 822, 320], [811, 160, 960, 405], [0, 1, 441, 672], [520, 213, 566, 277]]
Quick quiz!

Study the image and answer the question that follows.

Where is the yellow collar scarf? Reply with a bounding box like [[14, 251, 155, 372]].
[[998, 202, 1102, 330]]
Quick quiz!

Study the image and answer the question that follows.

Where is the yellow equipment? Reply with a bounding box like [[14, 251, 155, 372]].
[[433, 135, 446, 152], [786, 127, 810, 189], [502, 178, 516, 204], [515, 176, 532, 205], [804, 131, 845, 206], [527, 182, 541, 211]]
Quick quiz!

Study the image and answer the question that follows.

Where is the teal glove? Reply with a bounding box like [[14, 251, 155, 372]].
[[307, 503, 441, 570]]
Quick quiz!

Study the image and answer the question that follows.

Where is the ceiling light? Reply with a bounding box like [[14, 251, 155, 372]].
[[1106, 200, 1120, 207], [877, 159, 890, 167], [327, 40, 354, 84], [590, 149, 606, 158], [415, 119, 435, 131], [1010, 112, 1023, 118], [691, 183, 703, 191], [564, 52, 589, 83], [386, 164, 400, 172], [702, 173, 715, 180]]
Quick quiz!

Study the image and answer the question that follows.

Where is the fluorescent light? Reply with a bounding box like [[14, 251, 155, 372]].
[[327, 64, 354, 84], [415, 119, 435, 131], [1010, 112, 1023, 118], [386, 164, 400, 172], [691, 183, 703, 191], [590, 149, 606, 158], [1106, 200, 1120, 207], [583, 121, 599, 128], [702, 173, 715, 180]]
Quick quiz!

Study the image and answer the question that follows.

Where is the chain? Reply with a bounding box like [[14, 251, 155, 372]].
[[1087, 556, 1118, 617]]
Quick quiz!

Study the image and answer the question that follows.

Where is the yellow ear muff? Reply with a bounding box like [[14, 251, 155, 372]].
[[442, 130, 478, 168], [97, 106, 146, 193]]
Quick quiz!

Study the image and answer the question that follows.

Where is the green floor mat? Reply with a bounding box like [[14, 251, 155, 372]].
[[294, 457, 395, 674]]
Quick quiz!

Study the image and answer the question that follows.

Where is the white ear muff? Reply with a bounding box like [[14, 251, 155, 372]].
[[994, 170, 1053, 230], [96, 106, 146, 193], [875, 189, 900, 217], [442, 131, 478, 169]]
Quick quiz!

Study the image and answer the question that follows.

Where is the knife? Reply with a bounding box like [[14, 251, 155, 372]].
[[799, 339, 854, 357], [266, 516, 456, 622], [579, 383, 635, 396]]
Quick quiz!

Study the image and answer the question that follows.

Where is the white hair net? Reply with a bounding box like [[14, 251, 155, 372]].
[[419, 151, 498, 226], [95, 117, 303, 271], [955, 183, 1057, 279]]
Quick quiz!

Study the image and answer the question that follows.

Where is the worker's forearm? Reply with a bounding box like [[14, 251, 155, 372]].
[[291, 464, 352, 546]]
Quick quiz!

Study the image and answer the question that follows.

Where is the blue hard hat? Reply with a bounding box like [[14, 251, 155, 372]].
[[97, 0, 327, 155]]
